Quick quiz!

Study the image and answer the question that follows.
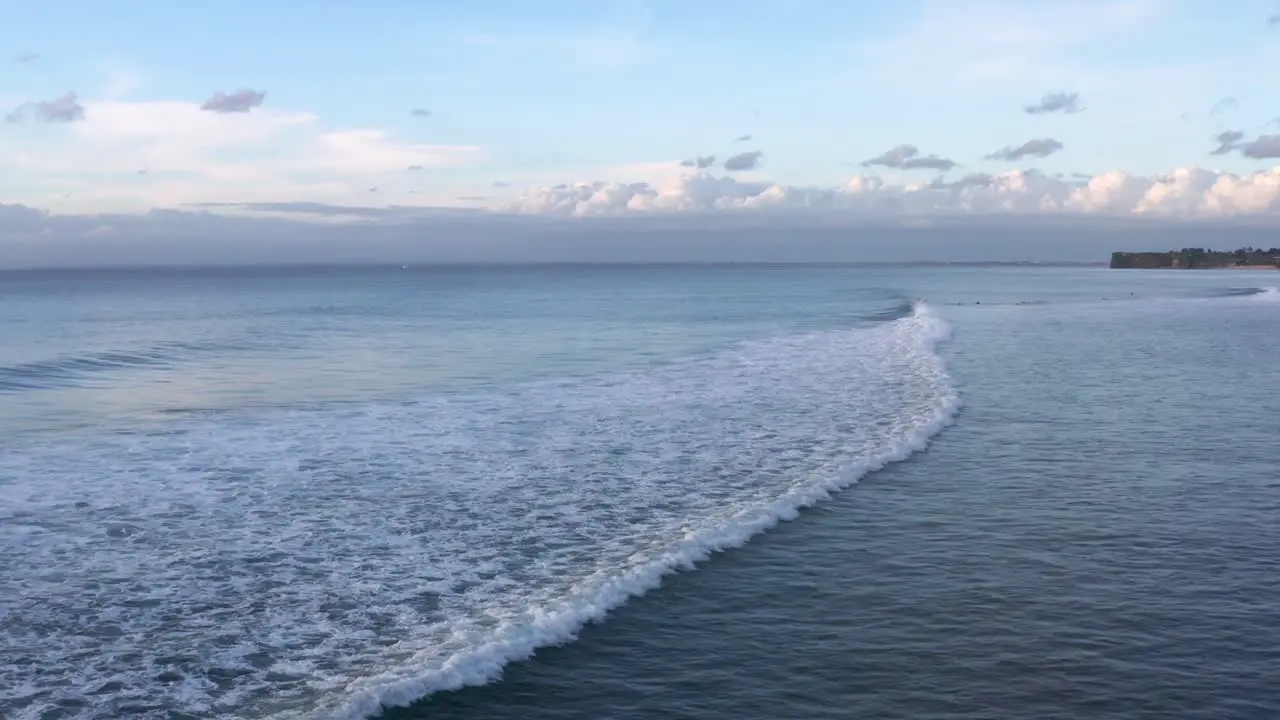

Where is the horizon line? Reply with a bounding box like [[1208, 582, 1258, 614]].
[[0, 259, 1113, 273]]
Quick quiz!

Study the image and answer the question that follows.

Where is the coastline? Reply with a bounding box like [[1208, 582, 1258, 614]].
[[1110, 249, 1280, 270], [1110, 265, 1279, 270]]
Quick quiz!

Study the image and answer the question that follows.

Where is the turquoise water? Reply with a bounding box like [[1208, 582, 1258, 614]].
[[2, 265, 1278, 719]]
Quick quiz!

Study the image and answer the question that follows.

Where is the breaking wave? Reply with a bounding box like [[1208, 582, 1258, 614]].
[[1250, 286, 1280, 302], [1, 303, 958, 720], [859, 298, 921, 323]]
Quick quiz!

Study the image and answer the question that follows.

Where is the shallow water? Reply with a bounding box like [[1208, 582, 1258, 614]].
[[2, 265, 1277, 719]]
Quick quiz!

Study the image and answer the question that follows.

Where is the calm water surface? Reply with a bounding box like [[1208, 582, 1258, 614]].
[[2, 265, 1277, 719]]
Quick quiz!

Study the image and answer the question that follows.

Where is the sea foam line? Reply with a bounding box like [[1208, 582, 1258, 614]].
[[324, 302, 960, 720]]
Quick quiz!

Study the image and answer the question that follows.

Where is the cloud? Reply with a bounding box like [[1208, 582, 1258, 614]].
[[410, 108, 432, 117], [200, 89, 266, 114], [0, 202, 48, 227], [985, 138, 1064, 161], [680, 155, 716, 169], [735, 134, 752, 142], [928, 173, 997, 190], [863, 145, 957, 171], [15, 53, 39, 63], [38, 93, 87, 123], [5, 92, 87, 123], [1209, 96, 1238, 115], [493, 181, 511, 188], [723, 151, 763, 172], [1238, 135, 1280, 159], [1210, 130, 1244, 155], [500, 173, 771, 216], [407, 164, 424, 171], [309, 130, 482, 175], [495, 164, 1280, 219], [1209, 132, 1280, 159], [183, 201, 481, 220], [1024, 92, 1083, 114], [456, 195, 493, 202], [1270, 13, 1280, 24], [0, 97, 484, 211]]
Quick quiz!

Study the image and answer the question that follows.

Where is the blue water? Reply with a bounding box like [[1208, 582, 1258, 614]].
[[2, 265, 1278, 719]]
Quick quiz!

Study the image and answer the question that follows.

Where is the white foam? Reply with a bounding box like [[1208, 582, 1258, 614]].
[[0, 303, 958, 720], [1251, 286, 1280, 302]]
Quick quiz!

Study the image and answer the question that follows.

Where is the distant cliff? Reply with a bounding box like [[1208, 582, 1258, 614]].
[[1110, 247, 1280, 269]]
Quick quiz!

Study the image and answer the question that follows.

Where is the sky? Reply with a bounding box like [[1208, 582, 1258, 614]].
[[5, 0, 1280, 265]]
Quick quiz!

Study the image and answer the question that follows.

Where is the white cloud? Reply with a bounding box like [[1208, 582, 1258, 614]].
[[0, 98, 484, 212], [1063, 171, 1151, 213], [308, 130, 480, 173], [495, 164, 1280, 219], [1202, 168, 1280, 215], [1132, 167, 1220, 215]]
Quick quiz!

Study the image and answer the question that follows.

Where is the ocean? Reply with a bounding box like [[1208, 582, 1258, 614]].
[[2, 264, 1278, 719]]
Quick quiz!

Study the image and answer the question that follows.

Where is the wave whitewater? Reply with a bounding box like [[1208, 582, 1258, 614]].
[[336, 301, 959, 720], [1, 302, 958, 720]]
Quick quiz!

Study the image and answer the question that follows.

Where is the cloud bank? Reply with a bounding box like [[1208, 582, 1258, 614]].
[[497, 165, 1280, 218], [8, 196, 1280, 270]]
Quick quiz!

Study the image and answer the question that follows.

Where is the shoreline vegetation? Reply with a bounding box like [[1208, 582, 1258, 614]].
[[1110, 247, 1280, 269]]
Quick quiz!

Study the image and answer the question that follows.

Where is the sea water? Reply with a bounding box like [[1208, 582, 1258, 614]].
[[2, 265, 1277, 719]]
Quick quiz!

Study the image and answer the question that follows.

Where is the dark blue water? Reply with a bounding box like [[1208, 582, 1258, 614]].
[[2, 265, 1278, 719]]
